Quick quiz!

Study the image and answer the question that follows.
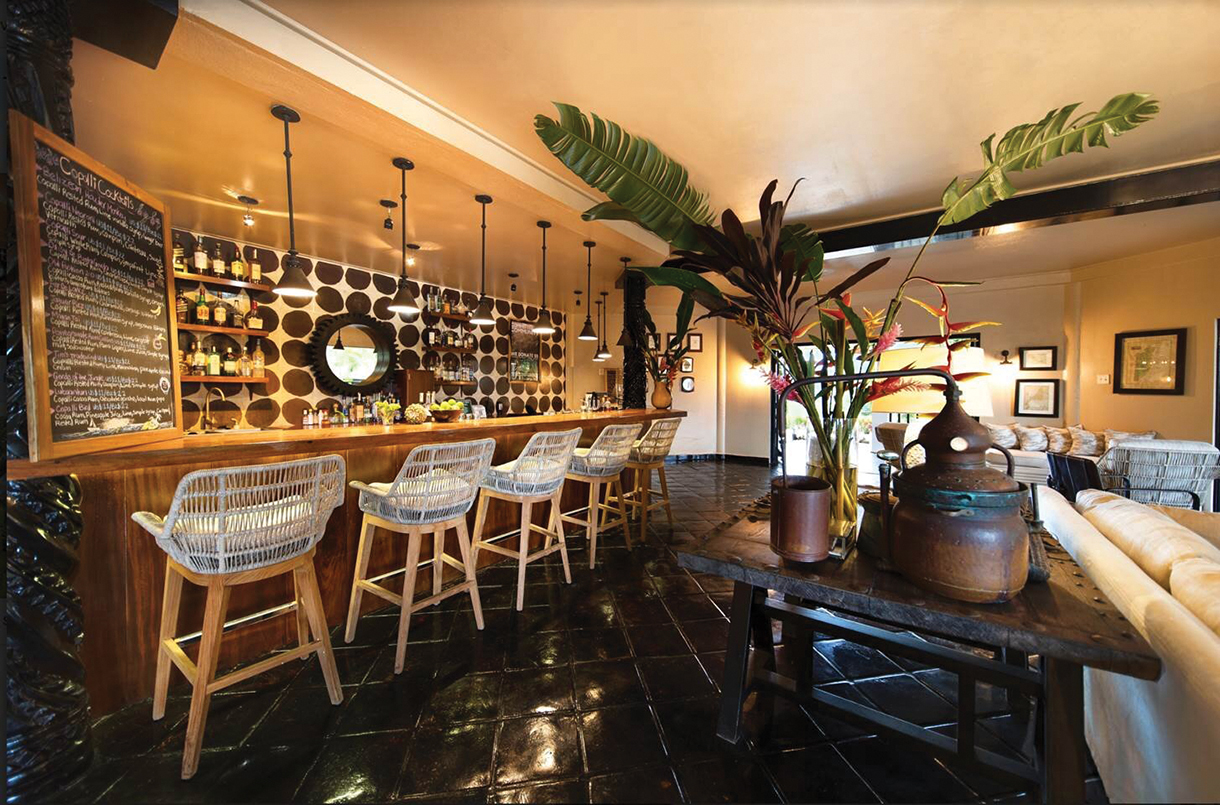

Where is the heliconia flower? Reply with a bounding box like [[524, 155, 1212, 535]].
[[866, 377, 927, 402], [871, 323, 902, 357], [817, 292, 853, 320]]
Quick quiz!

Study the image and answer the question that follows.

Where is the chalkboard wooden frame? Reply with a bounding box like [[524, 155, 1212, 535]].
[[11, 112, 184, 461]]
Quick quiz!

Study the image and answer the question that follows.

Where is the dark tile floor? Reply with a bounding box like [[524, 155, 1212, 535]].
[[60, 460, 1108, 804]]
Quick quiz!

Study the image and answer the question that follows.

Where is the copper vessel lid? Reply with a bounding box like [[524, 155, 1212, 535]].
[[899, 395, 1019, 495]]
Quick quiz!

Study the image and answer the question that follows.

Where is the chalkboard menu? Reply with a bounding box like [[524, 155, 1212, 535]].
[[11, 112, 182, 461]]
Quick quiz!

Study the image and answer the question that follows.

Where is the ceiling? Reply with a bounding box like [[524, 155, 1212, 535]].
[[260, 0, 1220, 230]]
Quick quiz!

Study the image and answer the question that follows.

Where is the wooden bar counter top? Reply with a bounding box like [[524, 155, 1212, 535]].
[[19, 408, 683, 714]]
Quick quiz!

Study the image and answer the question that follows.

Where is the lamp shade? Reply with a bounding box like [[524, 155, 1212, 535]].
[[532, 308, 556, 335], [274, 255, 315, 298], [616, 327, 633, 348], [870, 345, 993, 417], [577, 317, 598, 341], [387, 276, 419, 314], [596, 343, 611, 360], [469, 296, 495, 326]]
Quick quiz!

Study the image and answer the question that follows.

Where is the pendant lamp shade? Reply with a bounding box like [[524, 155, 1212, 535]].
[[532, 220, 556, 335], [578, 240, 598, 340], [578, 318, 598, 341], [388, 243, 420, 314], [270, 104, 315, 299], [615, 256, 634, 347], [469, 194, 496, 326]]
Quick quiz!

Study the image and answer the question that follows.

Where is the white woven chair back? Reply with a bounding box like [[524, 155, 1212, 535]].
[[1098, 439, 1220, 509], [360, 438, 496, 525], [155, 455, 346, 575], [573, 423, 643, 478], [631, 417, 682, 463], [486, 427, 582, 497]]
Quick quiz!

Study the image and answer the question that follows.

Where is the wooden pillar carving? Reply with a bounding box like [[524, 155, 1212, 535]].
[[622, 274, 647, 409]]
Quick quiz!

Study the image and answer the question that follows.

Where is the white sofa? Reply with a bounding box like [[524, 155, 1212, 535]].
[[1039, 487, 1220, 802]]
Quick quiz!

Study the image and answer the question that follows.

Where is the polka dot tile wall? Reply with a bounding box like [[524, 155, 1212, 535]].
[[173, 230, 566, 429]]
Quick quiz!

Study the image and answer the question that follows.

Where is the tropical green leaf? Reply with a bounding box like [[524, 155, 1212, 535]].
[[814, 257, 891, 305], [671, 294, 695, 349], [940, 93, 1159, 226], [835, 299, 870, 355], [580, 201, 645, 225], [534, 103, 714, 250], [632, 266, 725, 300], [779, 223, 825, 282]]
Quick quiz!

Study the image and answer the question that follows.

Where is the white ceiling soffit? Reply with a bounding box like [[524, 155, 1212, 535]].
[[181, 0, 669, 256]]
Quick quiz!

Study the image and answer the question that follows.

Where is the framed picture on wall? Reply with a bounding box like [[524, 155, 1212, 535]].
[[680, 357, 694, 373], [679, 377, 695, 393], [1013, 379, 1060, 418], [1114, 328, 1186, 395], [509, 320, 540, 382], [646, 332, 660, 351], [1019, 346, 1058, 371], [688, 332, 703, 353]]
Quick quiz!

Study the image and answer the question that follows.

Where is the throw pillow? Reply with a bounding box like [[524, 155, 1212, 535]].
[[1068, 425, 1104, 457], [1104, 428, 1158, 451], [985, 423, 1018, 449], [1169, 558, 1220, 637], [1150, 505, 1220, 551], [1045, 426, 1071, 453], [1013, 425, 1048, 452]]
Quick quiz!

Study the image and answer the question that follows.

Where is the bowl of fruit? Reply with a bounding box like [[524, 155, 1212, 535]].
[[429, 399, 464, 422]]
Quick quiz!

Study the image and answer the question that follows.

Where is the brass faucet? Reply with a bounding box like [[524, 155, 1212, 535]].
[[201, 387, 227, 432]]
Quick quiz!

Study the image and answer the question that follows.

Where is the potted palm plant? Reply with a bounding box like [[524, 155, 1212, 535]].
[[534, 93, 1158, 554]]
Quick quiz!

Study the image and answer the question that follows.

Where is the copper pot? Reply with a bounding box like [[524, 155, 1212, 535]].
[[770, 476, 831, 562]]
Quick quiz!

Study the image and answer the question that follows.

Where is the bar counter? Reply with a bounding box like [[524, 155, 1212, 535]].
[[24, 408, 683, 714]]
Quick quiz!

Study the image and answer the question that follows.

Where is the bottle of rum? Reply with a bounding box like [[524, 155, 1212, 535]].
[[249, 257, 262, 284], [176, 290, 189, 323], [353, 395, 365, 424], [251, 339, 266, 378], [193, 240, 208, 274], [194, 289, 211, 324], [206, 345, 221, 376], [245, 301, 263, 331], [231, 249, 247, 281], [239, 346, 252, 377], [223, 348, 238, 376], [192, 340, 207, 376], [211, 243, 227, 277], [172, 241, 186, 273], [213, 297, 229, 328]]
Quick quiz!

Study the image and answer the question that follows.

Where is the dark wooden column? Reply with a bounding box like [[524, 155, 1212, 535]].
[[5, 1, 94, 800], [622, 274, 647, 408]]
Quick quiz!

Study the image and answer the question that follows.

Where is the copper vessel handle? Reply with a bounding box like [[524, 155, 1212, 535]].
[[989, 443, 1016, 477]]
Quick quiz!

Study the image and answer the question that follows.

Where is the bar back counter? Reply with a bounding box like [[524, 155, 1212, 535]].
[[9, 409, 682, 715]]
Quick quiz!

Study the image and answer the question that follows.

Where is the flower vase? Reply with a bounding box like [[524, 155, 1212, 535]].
[[806, 417, 860, 558], [651, 382, 673, 410]]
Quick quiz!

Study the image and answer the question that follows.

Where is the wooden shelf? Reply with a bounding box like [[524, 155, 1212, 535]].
[[178, 323, 269, 338], [424, 310, 473, 326], [180, 376, 268, 384], [437, 380, 477, 387], [173, 272, 273, 293], [430, 345, 477, 354]]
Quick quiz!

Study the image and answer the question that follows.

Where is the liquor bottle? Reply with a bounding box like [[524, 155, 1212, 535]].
[[176, 290, 189, 323], [172, 241, 186, 273], [353, 395, 364, 424], [206, 345, 221, 376], [239, 346, 252, 377], [194, 289, 211, 324], [245, 301, 263, 331], [213, 297, 229, 328], [223, 348, 237, 376], [193, 240, 208, 274], [231, 249, 247, 281], [442, 294, 451, 315], [249, 257, 262, 283], [318, 407, 329, 427], [235, 290, 251, 318], [332, 404, 343, 426], [251, 339, 266, 378], [192, 340, 207, 376], [210, 243, 227, 277]]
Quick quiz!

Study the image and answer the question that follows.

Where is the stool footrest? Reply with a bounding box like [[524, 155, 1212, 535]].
[[208, 641, 319, 694]]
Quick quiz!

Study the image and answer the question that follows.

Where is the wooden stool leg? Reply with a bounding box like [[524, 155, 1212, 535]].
[[658, 466, 675, 527], [344, 513, 375, 643], [298, 559, 343, 704], [292, 571, 310, 660], [616, 478, 633, 551], [455, 517, 484, 630], [153, 565, 184, 721], [639, 467, 651, 541], [432, 527, 445, 596], [516, 502, 532, 611], [181, 580, 230, 780], [470, 492, 490, 567], [553, 491, 572, 584], [394, 530, 422, 674], [587, 480, 602, 570]]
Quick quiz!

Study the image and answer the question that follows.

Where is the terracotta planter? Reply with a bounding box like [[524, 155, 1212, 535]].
[[651, 382, 673, 410]]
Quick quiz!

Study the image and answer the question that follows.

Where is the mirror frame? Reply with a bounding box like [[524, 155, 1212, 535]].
[[307, 313, 397, 396]]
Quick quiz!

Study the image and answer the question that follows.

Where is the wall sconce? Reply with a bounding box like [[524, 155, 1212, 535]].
[[999, 350, 1013, 366]]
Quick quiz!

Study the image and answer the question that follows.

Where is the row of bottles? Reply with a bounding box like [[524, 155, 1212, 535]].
[[422, 322, 476, 350], [423, 289, 468, 317], [172, 239, 263, 283], [302, 392, 396, 427], [433, 364, 475, 384], [180, 337, 266, 378], [177, 284, 265, 330]]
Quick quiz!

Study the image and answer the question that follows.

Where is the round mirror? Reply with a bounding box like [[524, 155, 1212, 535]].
[[308, 313, 396, 395]]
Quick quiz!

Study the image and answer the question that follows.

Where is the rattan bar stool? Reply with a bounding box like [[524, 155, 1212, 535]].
[[560, 423, 641, 568], [471, 428, 583, 610], [131, 455, 346, 780], [609, 417, 683, 540], [345, 438, 496, 673]]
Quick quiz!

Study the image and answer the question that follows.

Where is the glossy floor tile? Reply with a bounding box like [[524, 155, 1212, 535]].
[[57, 461, 1108, 804]]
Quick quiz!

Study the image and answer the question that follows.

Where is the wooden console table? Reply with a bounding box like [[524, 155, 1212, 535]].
[[676, 500, 1160, 804]]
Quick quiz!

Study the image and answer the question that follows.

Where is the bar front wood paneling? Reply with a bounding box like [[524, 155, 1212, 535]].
[[43, 409, 683, 715]]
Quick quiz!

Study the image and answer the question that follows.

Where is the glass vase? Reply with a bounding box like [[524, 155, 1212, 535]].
[[806, 417, 861, 558]]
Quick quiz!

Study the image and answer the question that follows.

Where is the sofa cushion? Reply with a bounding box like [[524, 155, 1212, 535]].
[[1014, 424, 1048, 451], [985, 423, 1018, 449], [1150, 505, 1220, 551], [1075, 490, 1220, 588], [1069, 425, 1105, 457], [1104, 428, 1158, 451], [1169, 558, 1220, 637], [1045, 426, 1071, 453]]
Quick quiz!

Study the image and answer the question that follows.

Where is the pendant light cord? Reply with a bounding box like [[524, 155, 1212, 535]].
[[399, 167, 408, 279], [281, 117, 296, 258], [540, 226, 548, 310], [480, 201, 487, 297], [585, 243, 594, 324]]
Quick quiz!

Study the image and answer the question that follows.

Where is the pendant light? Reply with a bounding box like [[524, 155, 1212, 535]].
[[469, 194, 496, 326], [380, 198, 397, 230], [387, 156, 420, 315], [532, 221, 556, 335], [238, 195, 258, 227], [596, 290, 612, 359], [577, 240, 598, 341], [616, 256, 634, 347], [270, 105, 315, 298], [592, 298, 605, 362]]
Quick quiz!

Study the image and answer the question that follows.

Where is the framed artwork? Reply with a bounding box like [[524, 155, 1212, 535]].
[[509, 319, 540, 382], [680, 356, 694, 373], [1013, 379, 1060, 418], [1114, 328, 1186, 395], [646, 332, 660, 351], [688, 332, 703, 353], [679, 376, 695, 393], [1019, 346, 1058, 371]]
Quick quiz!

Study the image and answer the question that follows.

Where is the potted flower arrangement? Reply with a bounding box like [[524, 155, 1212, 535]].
[[534, 93, 1157, 553], [634, 297, 695, 409]]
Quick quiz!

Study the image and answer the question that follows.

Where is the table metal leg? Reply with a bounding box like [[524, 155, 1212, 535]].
[[1041, 657, 1085, 805], [1003, 647, 1030, 712], [716, 581, 760, 744]]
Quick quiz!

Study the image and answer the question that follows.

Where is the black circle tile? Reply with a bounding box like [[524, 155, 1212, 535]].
[[282, 398, 312, 427], [399, 350, 420, 370], [551, 396, 564, 411], [479, 356, 494, 374], [510, 397, 524, 413], [256, 306, 280, 332], [496, 357, 509, 375], [282, 310, 314, 338], [551, 343, 563, 360], [511, 303, 525, 319], [314, 261, 343, 285], [345, 267, 371, 289], [283, 369, 315, 396], [495, 318, 510, 336], [539, 396, 550, 412], [480, 335, 494, 353], [282, 340, 310, 367], [258, 338, 280, 366], [495, 337, 509, 355], [496, 377, 510, 395], [373, 297, 393, 320], [372, 272, 397, 295], [495, 299, 510, 315], [478, 376, 494, 394], [317, 286, 344, 313], [245, 398, 281, 428], [551, 378, 563, 395], [345, 291, 371, 316]]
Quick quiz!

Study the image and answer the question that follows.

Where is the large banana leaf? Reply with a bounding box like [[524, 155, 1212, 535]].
[[534, 103, 714, 250], [940, 92, 1159, 226]]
